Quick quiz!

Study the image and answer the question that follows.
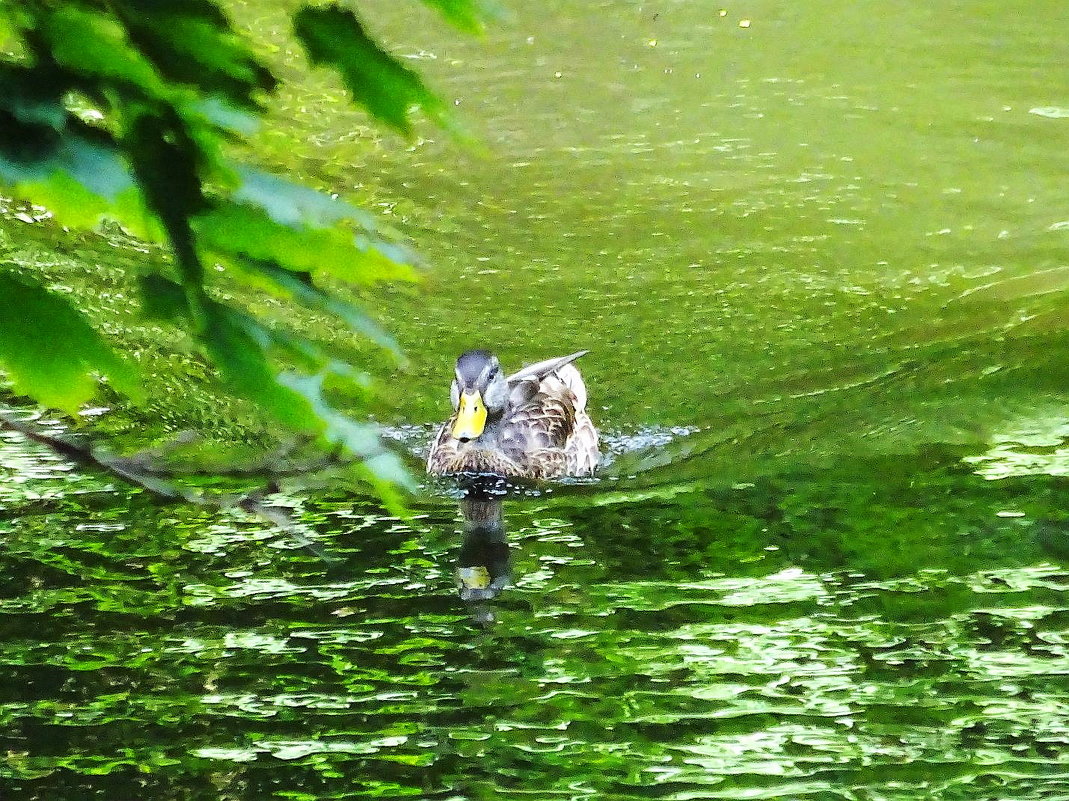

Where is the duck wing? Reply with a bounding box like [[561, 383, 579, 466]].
[[504, 348, 590, 406], [506, 350, 589, 385]]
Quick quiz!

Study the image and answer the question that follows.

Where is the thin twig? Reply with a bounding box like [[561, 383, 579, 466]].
[[0, 408, 338, 565], [111, 431, 351, 478]]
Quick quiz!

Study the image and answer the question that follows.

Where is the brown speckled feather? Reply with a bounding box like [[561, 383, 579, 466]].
[[427, 357, 599, 479]]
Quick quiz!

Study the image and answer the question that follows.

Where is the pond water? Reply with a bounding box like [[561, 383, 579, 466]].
[[3, 1, 1069, 799]]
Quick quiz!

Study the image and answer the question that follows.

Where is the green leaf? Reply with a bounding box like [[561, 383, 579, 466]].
[[201, 302, 323, 432], [41, 6, 167, 98], [126, 112, 203, 230], [154, 17, 267, 90], [0, 271, 141, 412], [232, 256, 403, 357], [419, 0, 501, 34], [190, 96, 259, 136], [0, 64, 152, 229], [0, 64, 68, 131], [234, 166, 376, 229], [0, 135, 134, 229], [139, 275, 377, 395], [184, 300, 413, 496], [46, 127, 132, 200], [279, 372, 415, 492], [0, 13, 14, 48], [118, 1, 275, 109], [293, 5, 450, 136], [193, 201, 415, 286], [138, 274, 189, 322], [234, 166, 416, 265]]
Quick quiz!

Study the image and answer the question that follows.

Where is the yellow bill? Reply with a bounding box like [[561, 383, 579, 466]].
[[452, 390, 487, 440]]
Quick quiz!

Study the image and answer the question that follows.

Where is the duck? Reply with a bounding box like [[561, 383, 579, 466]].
[[426, 349, 600, 479]]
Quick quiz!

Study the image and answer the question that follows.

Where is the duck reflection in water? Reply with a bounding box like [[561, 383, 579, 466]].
[[427, 349, 600, 613], [456, 484, 510, 603]]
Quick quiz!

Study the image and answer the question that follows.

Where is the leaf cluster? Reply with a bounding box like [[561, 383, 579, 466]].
[[0, 0, 492, 492]]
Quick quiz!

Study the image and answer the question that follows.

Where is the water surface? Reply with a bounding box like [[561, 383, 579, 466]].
[[2, 1, 1069, 799]]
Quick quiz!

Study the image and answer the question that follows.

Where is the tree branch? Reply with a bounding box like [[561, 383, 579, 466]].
[[0, 407, 338, 564]]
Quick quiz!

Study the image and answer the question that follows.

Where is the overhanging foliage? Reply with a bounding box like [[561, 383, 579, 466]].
[[0, 0, 493, 492]]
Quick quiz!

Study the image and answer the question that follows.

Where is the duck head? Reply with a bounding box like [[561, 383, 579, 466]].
[[450, 350, 508, 442]]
